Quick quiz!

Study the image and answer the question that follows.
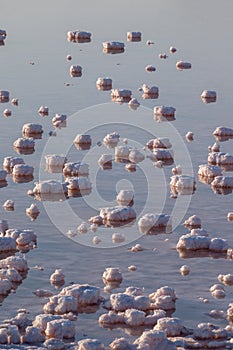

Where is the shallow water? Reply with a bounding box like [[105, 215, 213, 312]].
[[1, 0, 233, 347]]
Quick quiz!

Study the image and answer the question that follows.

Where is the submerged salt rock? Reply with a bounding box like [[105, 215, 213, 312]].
[[45, 155, 66, 167], [128, 149, 145, 163], [100, 206, 136, 222], [70, 65, 82, 77], [38, 106, 49, 116], [116, 190, 134, 205], [13, 137, 35, 149], [22, 326, 45, 343], [146, 137, 172, 149], [138, 213, 171, 234], [103, 268, 123, 284], [12, 164, 34, 177], [183, 215, 201, 228], [77, 222, 88, 233], [112, 233, 125, 243], [3, 108, 11, 117], [33, 289, 54, 297], [154, 317, 184, 336], [198, 164, 222, 178], [76, 338, 105, 350], [22, 123, 43, 135], [3, 199, 14, 211], [176, 60, 191, 69], [63, 162, 89, 177]]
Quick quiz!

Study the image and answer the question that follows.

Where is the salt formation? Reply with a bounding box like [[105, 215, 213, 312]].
[[3, 156, 25, 171], [213, 126, 233, 141], [102, 267, 123, 284], [111, 89, 132, 102], [96, 77, 112, 90], [22, 326, 45, 343], [128, 265, 137, 271], [170, 175, 196, 195], [5, 228, 37, 247], [180, 265, 190, 276], [67, 30, 91, 42], [141, 84, 159, 99], [0, 169, 7, 182], [154, 317, 186, 336], [170, 46, 177, 53], [77, 222, 88, 233], [138, 213, 172, 234], [115, 145, 131, 160], [3, 108, 11, 117], [218, 273, 233, 286], [73, 134, 92, 149], [159, 53, 168, 59], [146, 40, 154, 45], [172, 165, 182, 175], [31, 180, 65, 194], [66, 54, 72, 61], [50, 269, 65, 286], [198, 164, 222, 180], [103, 41, 124, 52], [70, 65, 82, 77], [3, 199, 14, 211], [99, 206, 136, 223], [150, 149, 174, 162], [76, 338, 105, 350], [201, 90, 217, 103], [12, 164, 34, 177], [52, 114, 67, 128], [227, 212, 233, 221], [208, 142, 220, 152], [176, 232, 228, 252], [185, 131, 194, 141], [183, 215, 201, 228], [128, 97, 140, 109], [26, 203, 40, 220], [0, 237, 16, 252], [63, 162, 89, 177], [211, 176, 233, 188], [145, 65, 156, 72], [0, 255, 28, 272], [13, 137, 35, 150], [146, 137, 172, 149], [0, 90, 9, 103], [125, 163, 136, 172], [129, 148, 145, 163], [112, 233, 125, 243], [154, 105, 176, 121], [65, 177, 92, 194], [116, 190, 134, 206], [176, 60, 192, 69], [130, 243, 144, 252], [22, 123, 43, 136], [103, 132, 120, 147], [127, 31, 142, 41], [210, 284, 226, 299], [98, 154, 112, 169], [93, 236, 101, 244], [11, 98, 19, 106], [38, 106, 49, 116]]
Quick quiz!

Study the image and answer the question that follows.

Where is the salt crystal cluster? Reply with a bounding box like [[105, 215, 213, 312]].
[[128, 148, 145, 163], [31, 180, 65, 194], [185, 131, 194, 141], [154, 317, 185, 336], [111, 89, 132, 102], [103, 41, 124, 51], [183, 215, 201, 228], [5, 228, 37, 247], [146, 137, 172, 149], [22, 123, 43, 135], [213, 126, 233, 137], [13, 138, 35, 150], [127, 31, 141, 41], [103, 132, 120, 147], [63, 162, 89, 177], [96, 77, 112, 90], [3, 108, 11, 117], [52, 114, 67, 128], [176, 61, 191, 69], [145, 65, 156, 72], [102, 267, 123, 285], [128, 97, 140, 109], [98, 154, 112, 169], [0, 219, 8, 232], [50, 269, 65, 286], [45, 155, 66, 168], [180, 265, 190, 276], [211, 176, 233, 188], [3, 156, 25, 170], [141, 84, 159, 98], [112, 233, 125, 243], [154, 105, 176, 121], [3, 199, 14, 211], [218, 273, 233, 286], [115, 145, 131, 160], [0, 90, 9, 102], [198, 164, 222, 179], [99, 206, 136, 223], [26, 203, 40, 220], [170, 175, 196, 195], [70, 65, 82, 77], [12, 164, 34, 177], [208, 152, 233, 165], [66, 177, 92, 193], [201, 90, 217, 102], [73, 134, 92, 147], [138, 213, 172, 234], [116, 190, 134, 206], [38, 106, 49, 116], [176, 232, 228, 252], [67, 30, 91, 42]]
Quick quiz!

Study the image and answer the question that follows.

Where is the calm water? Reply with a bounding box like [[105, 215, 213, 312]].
[[1, 0, 233, 347]]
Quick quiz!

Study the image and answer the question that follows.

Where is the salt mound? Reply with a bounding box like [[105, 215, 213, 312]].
[[96, 77, 112, 90], [26, 204, 40, 220], [0, 255, 28, 271], [154, 317, 185, 336], [141, 84, 159, 98], [0, 278, 12, 295], [63, 162, 89, 177], [111, 89, 132, 102], [13, 137, 35, 149], [170, 175, 196, 195], [198, 164, 222, 178], [211, 176, 233, 188], [201, 90, 217, 103], [177, 233, 228, 252], [22, 123, 43, 135], [146, 137, 172, 149], [138, 213, 172, 234], [128, 97, 140, 109], [66, 177, 92, 192], [3, 199, 14, 211], [0, 220, 8, 232], [12, 164, 34, 177], [116, 190, 134, 205], [38, 106, 49, 116], [103, 132, 120, 147], [154, 105, 176, 121], [213, 126, 233, 137], [70, 65, 82, 77], [218, 274, 233, 286], [67, 30, 91, 42], [45, 318, 75, 339], [45, 155, 66, 167], [183, 215, 201, 228], [59, 283, 101, 306], [0, 170, 7, 181], [3, 156, 25, 170], [127, 31, 142, 41], [3, 108, 11, 117], [32, 180, 65, 194], [185, 131, 194, 141], [103, 41, 124, 50], [151, 148, 174, 161], [208, 152, 233, 165], [52, 114, 67, 128], [76, 338, 105, 350], [176, 60, 191, 69], [115, 145, 131, 160], [128, 149, 145, 163], [100, 206, 136, 222], [102, 267, 123, 284], [98, 154, 112, 168], [74, 134, 92, 145], [0, 90, 9, 102], [133, 329, 177, 349]]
